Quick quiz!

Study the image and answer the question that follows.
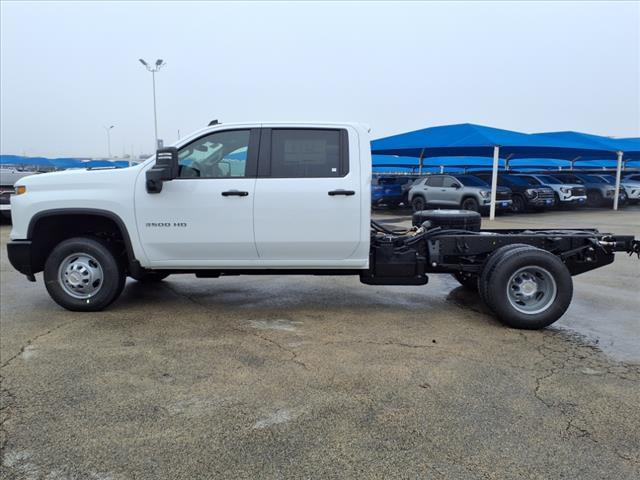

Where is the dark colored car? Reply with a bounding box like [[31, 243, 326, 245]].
[[372, 175, 416, 208], [473, 173, 555, 213]]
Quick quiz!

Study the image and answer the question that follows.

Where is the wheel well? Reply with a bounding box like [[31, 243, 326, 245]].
[[461, 195, 477, 204], [29, 213, 131, 274]]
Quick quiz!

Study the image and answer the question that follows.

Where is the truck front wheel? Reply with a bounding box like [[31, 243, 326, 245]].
[[481, 247, 573, 329], [44, 237, 125, 311]]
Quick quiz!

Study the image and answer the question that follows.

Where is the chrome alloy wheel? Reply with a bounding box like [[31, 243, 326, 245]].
[[58, 253, 104, 299], [506, 266, 557, 314]]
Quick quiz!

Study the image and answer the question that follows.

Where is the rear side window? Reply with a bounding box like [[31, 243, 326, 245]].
[[427, 176, 444, 187], [269, 129, 346, 178]]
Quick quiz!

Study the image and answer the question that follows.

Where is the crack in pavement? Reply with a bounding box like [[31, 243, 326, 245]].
[[160, 283, 309, 371], [0, 319, 75, 370], [0, 319, 76, 456]]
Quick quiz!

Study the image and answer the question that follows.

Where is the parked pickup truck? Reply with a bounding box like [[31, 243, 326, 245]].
[[474, 173, 556, 212], [0, 168, 38, 220], [7, 122, 639, 330], [515, 174, 586, 208]]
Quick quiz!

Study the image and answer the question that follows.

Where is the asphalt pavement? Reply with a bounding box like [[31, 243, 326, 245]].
[[1, 208, 639, 479]]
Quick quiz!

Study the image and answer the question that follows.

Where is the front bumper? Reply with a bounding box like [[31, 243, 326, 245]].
[[482, 198, 512, 210], [559, 196, 587, 204], [7, 240, 34, 277], [527, 197, 556, 207]]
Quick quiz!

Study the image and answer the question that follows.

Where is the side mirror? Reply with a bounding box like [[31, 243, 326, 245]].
[[452, 183, 461, 189], [146, 147, 179, 193]]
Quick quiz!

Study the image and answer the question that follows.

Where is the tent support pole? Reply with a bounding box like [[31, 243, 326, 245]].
[[489, 146, 500, 221], [613, 151, 623, 211], [418, 148, 425, 176]]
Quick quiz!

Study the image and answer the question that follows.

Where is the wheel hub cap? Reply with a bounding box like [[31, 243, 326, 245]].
[[58, 253, 104, 299], [507, 266, 557, 315]]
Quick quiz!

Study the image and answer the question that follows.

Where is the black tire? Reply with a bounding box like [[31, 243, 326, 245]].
[[44, 236, 125, 312], [412, 209, 481, 232], [618, 192, 628, 207], [478, 244, 537, 306], [482, 248, 573, 329], [411, 196, 426, 212], [586, 190, 603, 207], [460, 197, 479, 212], [452, 272, 479, 291], [130, 271, 170, 283], [511, 195, 526, 213]]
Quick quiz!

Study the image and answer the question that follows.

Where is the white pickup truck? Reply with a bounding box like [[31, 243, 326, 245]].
[[7, 122, 639, 329]]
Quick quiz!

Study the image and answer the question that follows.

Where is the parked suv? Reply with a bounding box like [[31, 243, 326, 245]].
[[554, 173, 625, 207], [516, 174, 586, 208], [473, 173, 555, 212], [408, 174, 512, 213], [592, 174, 639, 205], [371, 175, 405, 208]]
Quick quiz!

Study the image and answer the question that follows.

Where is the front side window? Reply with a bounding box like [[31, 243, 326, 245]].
[[270, 129, 343, 178], [442, 176, 460, 188], [178, 130, 250, 178]]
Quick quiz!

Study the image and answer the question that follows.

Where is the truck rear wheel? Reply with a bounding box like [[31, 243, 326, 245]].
[[44, 237, 125, 312], [481, 247, 573, 329], [478, 244, 536, 305]]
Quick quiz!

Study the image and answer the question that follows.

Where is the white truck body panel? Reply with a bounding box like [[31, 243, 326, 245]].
[[11, 122, 372, 270]]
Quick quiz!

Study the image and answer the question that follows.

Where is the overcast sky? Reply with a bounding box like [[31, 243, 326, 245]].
[[1, 1, 638, 158]]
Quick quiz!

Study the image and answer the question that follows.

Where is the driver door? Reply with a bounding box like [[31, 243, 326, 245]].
[[135, 128, 260, 266]]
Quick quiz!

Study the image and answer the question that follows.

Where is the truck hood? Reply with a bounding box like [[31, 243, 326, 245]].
[[15, 166, 139, 191]]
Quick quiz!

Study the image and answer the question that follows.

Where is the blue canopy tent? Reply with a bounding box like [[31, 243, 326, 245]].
[[531, 132, 640, 209], [49, 158, 85, 169], [0, 155, 54, 168], [372, 124, 627, 218]]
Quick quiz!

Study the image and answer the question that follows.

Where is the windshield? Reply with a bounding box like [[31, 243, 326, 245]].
[[537, 175, 561, 185], [455, 175, 489, 187], [501, 175, 530, 186], [519, 176, 541, 186], [577, 174, 606, 184], [598, 175, 615, 184]]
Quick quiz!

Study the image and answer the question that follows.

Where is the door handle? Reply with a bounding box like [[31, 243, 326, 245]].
[[221, 190, 249, 197], [328, 189, 355, 196]]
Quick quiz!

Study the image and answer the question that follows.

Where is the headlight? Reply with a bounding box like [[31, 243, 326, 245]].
[[559, 187, 570, 194], [15, 186, 26, 195], [605, 189, 615, 197], [479, 190, 490, 198], [525, 189, 537, 198]]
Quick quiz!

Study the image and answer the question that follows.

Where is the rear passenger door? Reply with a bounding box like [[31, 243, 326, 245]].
[[423, 176, 445, 205], [253, 127, 361, 262]]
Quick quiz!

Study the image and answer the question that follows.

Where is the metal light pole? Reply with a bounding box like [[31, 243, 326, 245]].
[[138, 58, 166, 150], [103, 125, 114, 158]]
